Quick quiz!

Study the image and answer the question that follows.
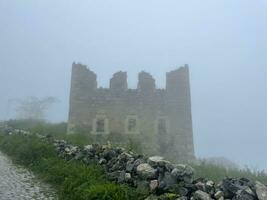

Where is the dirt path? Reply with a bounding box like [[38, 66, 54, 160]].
[[0, 152, 57, 200]]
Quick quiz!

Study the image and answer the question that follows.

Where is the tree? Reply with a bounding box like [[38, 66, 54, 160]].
[[16, 96, 57, 120]]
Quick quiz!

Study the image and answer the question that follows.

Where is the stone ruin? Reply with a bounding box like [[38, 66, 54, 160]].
[[67, 62, 195, 162]]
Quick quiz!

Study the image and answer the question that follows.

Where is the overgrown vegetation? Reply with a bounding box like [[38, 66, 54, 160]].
[[1, 119, 267, 200], [191, 161, 267, 184], [0, 133, 141, 200], [5, 119, 143, 149], [5, 119, 92, 146]]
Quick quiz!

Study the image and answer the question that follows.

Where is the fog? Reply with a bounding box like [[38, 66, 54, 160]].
[[0, 1, 266, 170]]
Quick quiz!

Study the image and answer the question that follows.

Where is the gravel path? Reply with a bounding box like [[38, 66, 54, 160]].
[[0, 151, 57, 200]]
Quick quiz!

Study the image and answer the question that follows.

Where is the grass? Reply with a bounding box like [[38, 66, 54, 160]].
[[0, 133, 142, 200], [191, 161, 267, 184], [5, 119, 143, 149], [1, 119, 267, 199], [5, 119, 94, 146]]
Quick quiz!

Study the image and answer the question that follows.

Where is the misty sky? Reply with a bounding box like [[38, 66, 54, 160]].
[[0, 1, 266, 170]]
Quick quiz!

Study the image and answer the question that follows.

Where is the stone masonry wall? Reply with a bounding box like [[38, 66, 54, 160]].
[[68, 62, 195, 162]]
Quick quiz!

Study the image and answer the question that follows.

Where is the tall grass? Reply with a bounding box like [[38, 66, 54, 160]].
[[5, 119, 93, 146], [191, 161, 267, 184]]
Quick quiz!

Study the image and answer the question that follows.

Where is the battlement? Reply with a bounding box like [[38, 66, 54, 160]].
[[72, 62, 189, 92]]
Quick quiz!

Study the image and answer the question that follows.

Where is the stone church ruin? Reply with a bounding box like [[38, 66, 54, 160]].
[[68, 63, 195, 161]]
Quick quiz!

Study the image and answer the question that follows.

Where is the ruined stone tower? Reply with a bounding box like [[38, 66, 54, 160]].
[[68, 63, 195, 161]]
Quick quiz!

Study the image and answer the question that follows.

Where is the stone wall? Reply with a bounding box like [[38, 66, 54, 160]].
[[68, 62, 195, 162]]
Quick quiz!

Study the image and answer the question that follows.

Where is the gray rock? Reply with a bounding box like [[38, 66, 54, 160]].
[[145, 193, 178, 200], [172, 164, 194, 183], [107, 171, 121, 181], [118, 152, 133, 162], [176, 197, 187, 200], [134, 158, 145, 168], [149, 180, 159, 191], [255, 181, 267, 200], [244, 187, 256, 197], [205, 180, 215, 195], [234, 189, 255, 200], [195, 181, 206, 191], [99, 158, 107, 165], [159, 171, 177, 192], [177, 187, 189, 197], [125, 173, 132, 181], [136, 180, 150, 195], [64, 147, 70, 153], [126, 161, 135, 172], [221, 178, 242, 198], [84, 144, 93, 151], [137, 163, 157, 179], [118, 171, 127, 183], [206, 180, 214, 187], [74, 151, 84, 160], [214, 190, 224, 199], [144, 195, 159, 200], [194, 190, 212, 200], [148, 156, 170, 167], [102, 149, 117, 160]]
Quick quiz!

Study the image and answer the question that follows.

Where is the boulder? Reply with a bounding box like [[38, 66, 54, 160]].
[[255, 181, 267, 200], [171, 164, 194, 183], [125, 173, 132, 182], [159, 172, 177, 192], [194, 190, 212, 200], [148, 156, 170, 167], [84, 144, 93, 151], [137, 163, 157, 179], [126, 161, 135, 172], [150, 180, 159, 192], [214, 190, 224, 199]]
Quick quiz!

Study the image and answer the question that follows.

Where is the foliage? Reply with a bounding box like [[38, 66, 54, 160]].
[[191, 161, 267, 184], [0, 134, 140, 200], [5, 119, 94, 147], [126, 138, 143, 154]]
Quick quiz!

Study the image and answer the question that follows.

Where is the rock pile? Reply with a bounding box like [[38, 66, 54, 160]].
[[53, 140, 267, 200]]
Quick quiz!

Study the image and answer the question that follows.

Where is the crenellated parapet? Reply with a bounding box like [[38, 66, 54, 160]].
[[166, 64, 189, 94], [110, 71, 128, 93], [71, 62, 97, 92], [71, 63, 190, 93], [138, 71, 156, 94]]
